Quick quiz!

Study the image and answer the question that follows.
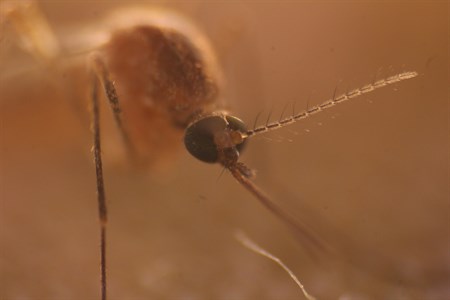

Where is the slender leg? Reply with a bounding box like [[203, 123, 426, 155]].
[[91, 55, 137, 162], [89, 54, 138, 300], [1, 0, 60, 63], [90, 69, 107, 300], [1, 0, 90, 128]]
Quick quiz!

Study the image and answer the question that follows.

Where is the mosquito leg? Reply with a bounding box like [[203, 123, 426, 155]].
[[91, 55, 137, 162], [89, 54, 139, 298], [1, 0, 91, 128], [1, 0, 60, 63], [90, 69, 108, 300]]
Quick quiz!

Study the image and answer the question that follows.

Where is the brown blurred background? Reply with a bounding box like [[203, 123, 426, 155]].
[[0, 1, 448, 300]]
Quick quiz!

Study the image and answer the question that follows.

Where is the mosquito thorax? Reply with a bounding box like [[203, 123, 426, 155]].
[[184, 114, 248, 164]]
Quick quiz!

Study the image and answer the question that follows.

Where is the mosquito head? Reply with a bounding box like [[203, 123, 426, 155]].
[[184, 114, 248, 165]]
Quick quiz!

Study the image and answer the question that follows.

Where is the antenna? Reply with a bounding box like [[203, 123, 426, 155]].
[[245, 71, 418, 138]]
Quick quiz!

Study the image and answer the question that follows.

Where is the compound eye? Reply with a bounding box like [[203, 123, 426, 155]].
[[184, 115, 247, 163]]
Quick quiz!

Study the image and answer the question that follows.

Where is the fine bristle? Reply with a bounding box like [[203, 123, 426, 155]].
[[235, 230, 317, 300]]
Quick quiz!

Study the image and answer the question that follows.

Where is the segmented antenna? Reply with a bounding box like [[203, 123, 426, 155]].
[[245, 71, 418, 138]]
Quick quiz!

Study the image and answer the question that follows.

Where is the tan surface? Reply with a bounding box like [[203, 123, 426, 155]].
[[0, 1, 448, 299]]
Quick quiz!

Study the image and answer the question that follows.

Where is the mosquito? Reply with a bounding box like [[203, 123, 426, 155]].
[[1, 2, 419, 299]]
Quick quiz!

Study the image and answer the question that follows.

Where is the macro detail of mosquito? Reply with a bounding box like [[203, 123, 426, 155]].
[[2, 2, 419, 300]]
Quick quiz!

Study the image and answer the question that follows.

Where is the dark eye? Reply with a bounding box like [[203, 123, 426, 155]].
[[184, 114, 248, 163]]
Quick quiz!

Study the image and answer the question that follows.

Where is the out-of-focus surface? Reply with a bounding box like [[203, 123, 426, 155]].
[[0, 1, 448, 300]]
